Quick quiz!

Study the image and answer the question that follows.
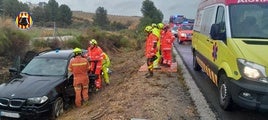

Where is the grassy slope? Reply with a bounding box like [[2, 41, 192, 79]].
[[72, 11, 141, 30]]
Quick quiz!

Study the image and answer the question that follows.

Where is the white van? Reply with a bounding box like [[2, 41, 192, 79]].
[[192, 0, 268, 111]]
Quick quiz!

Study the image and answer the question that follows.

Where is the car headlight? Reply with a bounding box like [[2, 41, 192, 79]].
[[180, 33, 186, 37], [237, 58, 268, 83], [27, 96, 48, 104]]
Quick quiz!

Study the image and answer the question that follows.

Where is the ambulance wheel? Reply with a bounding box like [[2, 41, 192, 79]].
[[218, 73, 233, 111], [193, 53, 201, 71]]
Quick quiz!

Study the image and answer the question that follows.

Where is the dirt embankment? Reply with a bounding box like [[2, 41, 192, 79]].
[[0, 47, 200, 120], [58, 49, 200, 120]]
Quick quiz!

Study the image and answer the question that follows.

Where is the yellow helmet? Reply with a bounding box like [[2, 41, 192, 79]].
[[90, 39, 98, 45], [144, 26, 152, 32], [151, 23, 157, 28], [73, 47, 82, 54], [157, 23, 164, 29]]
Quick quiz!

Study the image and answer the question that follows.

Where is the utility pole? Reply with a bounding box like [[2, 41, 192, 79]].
[[53, 21, 56, 38], [0, 9, 2, 16]]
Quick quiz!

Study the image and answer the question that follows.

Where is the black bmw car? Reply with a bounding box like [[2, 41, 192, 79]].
[[0, 49, 83, 120]]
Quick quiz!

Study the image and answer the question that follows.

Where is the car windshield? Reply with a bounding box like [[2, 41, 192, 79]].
[[181, 24, 193, 30], [21, 58, 68, 76], [174, 16, 185, 24], [172, 26, 178, 31], [230, 3, 268, 39]]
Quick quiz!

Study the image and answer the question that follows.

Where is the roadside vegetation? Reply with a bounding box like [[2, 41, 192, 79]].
[[0, 0, 162, 82]]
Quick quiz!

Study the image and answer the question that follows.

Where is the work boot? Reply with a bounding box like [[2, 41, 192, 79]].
[[83, 100, 90, 106], [154, 66, 161, 69], [164, 64, 171, 68], [95, 88, 100, 93], [144, 72, 150, 76], [145, 72, 153, 78]]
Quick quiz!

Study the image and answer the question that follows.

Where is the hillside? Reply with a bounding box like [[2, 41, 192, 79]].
[[72, 11, 141, 29]]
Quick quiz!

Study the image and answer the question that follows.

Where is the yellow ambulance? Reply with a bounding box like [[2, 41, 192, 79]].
[[192, 0, 268, 111]]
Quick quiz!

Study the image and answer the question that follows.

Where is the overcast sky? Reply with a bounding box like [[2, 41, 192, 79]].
[[21, 0, 200, 21]]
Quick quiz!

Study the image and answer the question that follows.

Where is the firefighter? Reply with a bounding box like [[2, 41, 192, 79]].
[[157, 23, 165, 65], [151, 23, 161, 69], [102, 52, 111, 85], [68, 47, 90, 107], [144, 25, 158, 78], [161, 25, 175, 67], [87, 39, 104, 91], [158, 23, 165, 35]]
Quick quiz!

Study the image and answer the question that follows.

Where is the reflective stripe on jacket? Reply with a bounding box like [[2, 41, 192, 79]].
[[87, 46, 104, 61], [68, 56, 90, 80]]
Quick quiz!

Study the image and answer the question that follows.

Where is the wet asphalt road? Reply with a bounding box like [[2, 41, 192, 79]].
[[173, 39, 268, 120]]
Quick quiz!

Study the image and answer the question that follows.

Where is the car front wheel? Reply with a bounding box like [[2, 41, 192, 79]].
[[51, 97, 64, 119]]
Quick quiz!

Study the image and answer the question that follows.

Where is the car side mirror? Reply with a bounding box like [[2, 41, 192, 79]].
[[9, 67, 18, 73], [210, 23, 226, 41], [210, 24, 220, 40], [9, 67, 19, 78]]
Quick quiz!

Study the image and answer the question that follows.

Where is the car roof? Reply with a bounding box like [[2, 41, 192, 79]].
[[181, 23, 193, 26], [37, 49, 74, 59]]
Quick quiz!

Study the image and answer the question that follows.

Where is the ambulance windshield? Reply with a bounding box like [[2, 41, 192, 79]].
[[230, 4, 268, 39]]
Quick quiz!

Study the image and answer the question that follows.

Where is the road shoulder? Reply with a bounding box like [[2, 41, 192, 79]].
[[173, 46, 216, 120]]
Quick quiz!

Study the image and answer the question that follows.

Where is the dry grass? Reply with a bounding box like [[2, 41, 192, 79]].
[[72, 11, 141, 29], [0, 17, 16, 29]]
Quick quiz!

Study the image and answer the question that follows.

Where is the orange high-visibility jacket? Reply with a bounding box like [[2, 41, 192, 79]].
[[68, 56, 90, 85], [87, 46, 104, 61], [160, 29, 165, 40], [145, 33, 158, 58], [87, 46, 104, 74], [161, 30, 175, 50]]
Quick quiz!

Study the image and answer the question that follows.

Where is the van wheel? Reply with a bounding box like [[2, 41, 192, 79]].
[[193, 53, 201, 71], [218, 73, 233, 111], [51, 97, 64, 119]]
